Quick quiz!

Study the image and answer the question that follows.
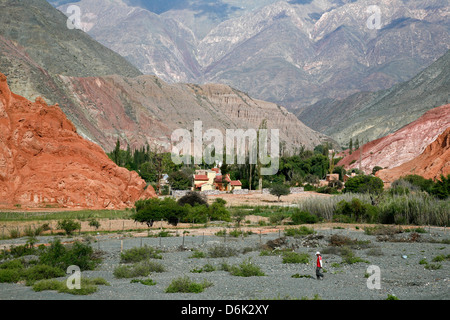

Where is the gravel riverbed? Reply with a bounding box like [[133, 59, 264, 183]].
[[0, 226, 448, 300]]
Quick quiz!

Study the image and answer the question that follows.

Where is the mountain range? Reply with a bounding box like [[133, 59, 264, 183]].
[[0, 0, 332, 153], [49, 0, 450, 113], [298, 48, 450, 145]]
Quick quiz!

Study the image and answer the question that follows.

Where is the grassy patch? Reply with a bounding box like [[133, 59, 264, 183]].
[[32, 277, 109, 295], [282, 252, 310, 264], [120, 246, 163, 263], [284, 226, 315, 237], [226, 259, 265, 277], [113, 260, 165, 279], [130, 278, 157, 286], [165, 276, 213, 293]]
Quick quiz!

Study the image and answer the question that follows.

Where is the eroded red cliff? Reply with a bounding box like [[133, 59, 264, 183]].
[[337, 104, 450, 175], [0, 73, 155, 209], [376, 127, 450, 184]]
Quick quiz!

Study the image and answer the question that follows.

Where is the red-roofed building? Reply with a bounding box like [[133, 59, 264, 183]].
[[193, 169, 242, 192]]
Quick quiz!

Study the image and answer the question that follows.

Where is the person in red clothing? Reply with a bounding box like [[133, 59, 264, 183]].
[[316, 252, 324, 280]]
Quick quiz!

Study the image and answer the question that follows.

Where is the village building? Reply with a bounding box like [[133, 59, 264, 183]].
[[193, 168, 242, 192]]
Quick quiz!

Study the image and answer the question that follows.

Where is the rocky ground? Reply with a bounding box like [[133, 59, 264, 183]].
[[0, 224, 448, 301]]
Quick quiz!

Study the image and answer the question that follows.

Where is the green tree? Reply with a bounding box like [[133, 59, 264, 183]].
[[269, 184, 291, 202], [132, 198, 188, 227], [344, 175, 384, 195], [168, 170, 192, 190], [431, 174, 450, 199]]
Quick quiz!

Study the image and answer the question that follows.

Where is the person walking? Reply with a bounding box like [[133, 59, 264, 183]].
[[316, 252, 324, 280]]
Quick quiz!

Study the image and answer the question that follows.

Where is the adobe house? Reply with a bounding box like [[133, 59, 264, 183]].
[[193, 169, 242, 192], [193, 170, 216, 191]]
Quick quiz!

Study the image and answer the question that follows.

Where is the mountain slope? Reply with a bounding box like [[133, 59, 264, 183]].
[[298, 49, 450, 145], [376, 127, 450, 184], [337, 104, 450, 175], [50, 0, 450, 111], [0, 0, 331, 153], [0, 72, 155, 209], [0, 0, 142, 78], [55, 75, 332, 152]]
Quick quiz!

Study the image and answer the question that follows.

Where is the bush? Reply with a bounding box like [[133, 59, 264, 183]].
[[344, 175, 384, 195], [32, 277, 109, 295], [57, 219, 81, 236], [340, 247, 369, 264], [290, 209, 319, 224], [228, 259, 265, 277], [165, 276, 213, 293], [282, 252, 310, 264], [22, 264, 65, 285], [0, 269, 22, 283], [178, 191, 208, 207], [207, 245, 239, 258], [284, 226, 314, 237], [131, 278, 157, 286], [120, 246, 163, 263], [133, 197, 188, 227], [39, 239, 99, 271], [209, 199, 231, 222], [335, 198, 379, 223], [113, 260, 165, 278]]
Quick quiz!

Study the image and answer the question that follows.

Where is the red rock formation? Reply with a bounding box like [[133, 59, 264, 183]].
[[337, 104, 450, 174], [0, 73, 155, 209], [376, 127, 450, 184]]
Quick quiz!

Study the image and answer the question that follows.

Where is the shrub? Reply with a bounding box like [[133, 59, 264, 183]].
[[285, 226, 314, 237], [57, 219, 81, 236], [32, 277, 109, 295], [190, 263, 216, 273], [335, 198, 379, 223], [344, 175, 384, 195], [32, 279, 64, 292], [120, 246, 162, 263], [130, 278, 157, 286], [133, 197, 188, 227], [291, 274, 313, 279], [282, 252, 310, 264], [207, 245, 239, 258], [340, 247, 369, 264], [229, 259, 265, 277], [113, 260, 165, 278], [165, 276, 213, 293], [189, 250, 206, 259], [39, 239, 99, 271], [0, 269, 22, 283], [22, 264, 65, 285], [290, 210, 319, 224], [178, 191, 208, 207], [269, 212, 288, 225], [209, 199, 231, 222]]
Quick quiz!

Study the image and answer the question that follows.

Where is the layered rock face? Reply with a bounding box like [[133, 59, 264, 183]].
[[58, 75, 332, 152], [376, 127, 450, 184], [0, 73, 155, 209], [337, 104, 450, 175]]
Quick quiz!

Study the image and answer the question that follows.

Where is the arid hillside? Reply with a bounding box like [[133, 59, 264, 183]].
[[0, 73, 155, 209], [337, 104, 450, 175], [376, 127, 450, 184]]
